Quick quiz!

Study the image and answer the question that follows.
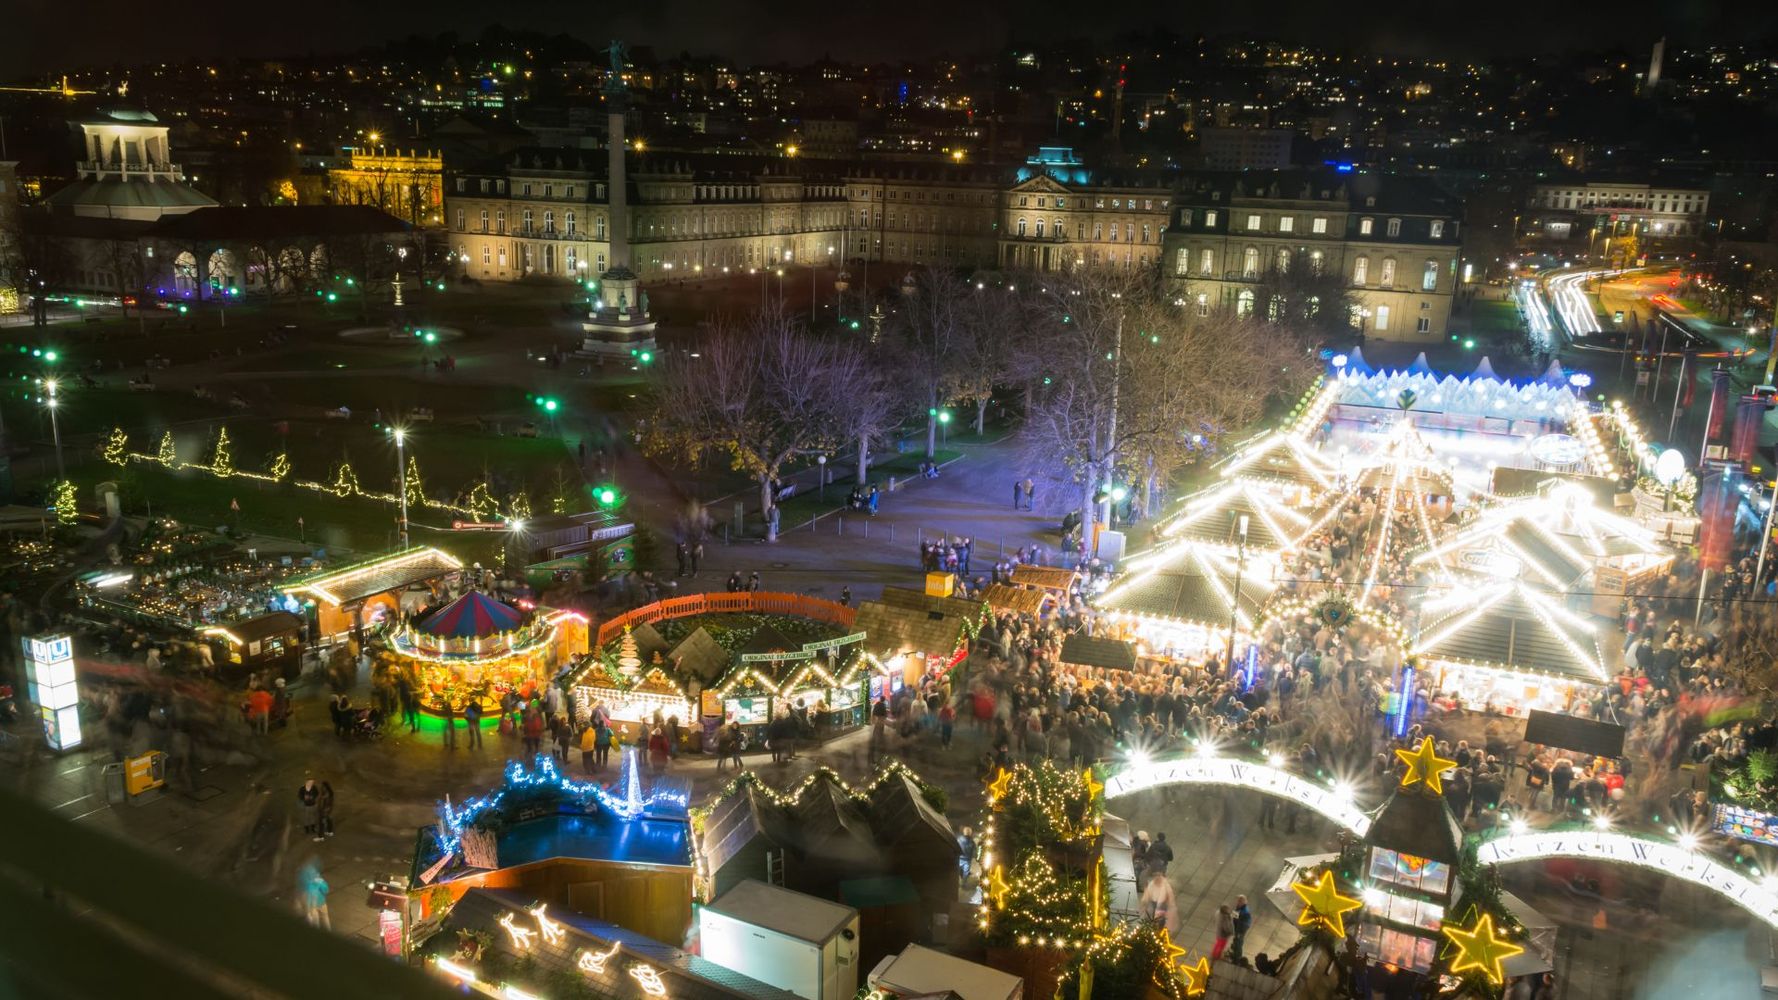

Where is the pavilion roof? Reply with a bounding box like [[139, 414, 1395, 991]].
[[1411, 580, 1605, 681], [1153, 480, 1320, 553], [1215, 431, 1339, 491], [1096, 543, 1277, 630]]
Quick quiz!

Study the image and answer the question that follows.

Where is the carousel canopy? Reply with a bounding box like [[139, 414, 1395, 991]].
[[419, 591, 525, 638]]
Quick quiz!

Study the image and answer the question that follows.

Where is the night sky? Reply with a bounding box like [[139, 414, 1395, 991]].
[[7, 0, 1776, 76]]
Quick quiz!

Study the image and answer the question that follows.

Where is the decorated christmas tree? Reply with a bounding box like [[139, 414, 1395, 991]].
[[507, 489, 533, 522], [156, 431, 177, 467], [267, 451, 291, 482]]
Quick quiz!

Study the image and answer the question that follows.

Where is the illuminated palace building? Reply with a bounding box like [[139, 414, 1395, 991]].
[[444, 149, 850, 280]]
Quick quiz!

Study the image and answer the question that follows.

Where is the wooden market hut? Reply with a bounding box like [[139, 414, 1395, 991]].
[[1059, 633, 1138, 674], [282, 546, 462, 640], [982, 583, 1052, 618], [850, 586, 988, 686]]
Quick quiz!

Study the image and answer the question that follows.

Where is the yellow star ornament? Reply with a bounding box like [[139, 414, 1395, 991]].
[[1291, 870, 1363, 938], [1157, 927, 1188, 966], [1178, 955, 1210, 996], [1443, 912, 1524, 985], [1394, 736, 1459, 795], [985, 866, 1011, 909], [986, 768, 1013, 805]]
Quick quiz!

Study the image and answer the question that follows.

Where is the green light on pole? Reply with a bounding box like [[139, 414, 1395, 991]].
[[42, 350, 57, 363], [178, 304, 189, 315], [937, 411, 952, 424], [1110, 485, 1129, 503], [325, 292, 338, 303], [595, 486, 618, 507], [344, 277, 355, 287], [637, 351, 652, 364], [542, 398, 559, 413], [423, 332, 437, 344], [1463, 338, 1475, 349]]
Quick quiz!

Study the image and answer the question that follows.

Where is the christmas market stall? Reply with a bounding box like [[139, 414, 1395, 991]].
[[283, 546, 464, 641], [384, 591, 589, 716], [849, 586, 990, 688], [202, 611, 304, 681], [567, 594, 873, 745], [1093, 539, 1279, 665]]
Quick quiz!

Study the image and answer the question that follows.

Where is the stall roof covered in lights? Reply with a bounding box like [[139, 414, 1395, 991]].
[[1412, 482, 1671, 593], [1216, 430, 1338, 490], [434, 887, 800, 1000], [1153, 479, 1323, 553], [283, 546, 462, 608], [1095, 542, 1277, 630], [1412, 580, 1606, 681]]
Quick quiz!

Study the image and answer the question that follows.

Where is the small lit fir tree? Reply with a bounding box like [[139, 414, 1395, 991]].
[[404, 455, 426, 508], [267, 452, 291, 482], [52, 480, 78, 525], [508, 489, 533, 522], [465, 482, 500, 521], [330, 461, 361, 497], [101, 427, 129, 466], [156, 431, 177, 467], [209, 427, 234, 477]]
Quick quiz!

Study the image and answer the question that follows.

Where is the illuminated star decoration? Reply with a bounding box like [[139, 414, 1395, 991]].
[[1082, 766, 1104, 803], [986, 768, 1013, 805], [1442, 912, 1524, 985], [1394, 736, 1459, 796], [1158, 927, 1188, 967], [1291, 870, 1363, 939], [985, 866, 1011, 909], [1178, 955, 1211, 996]]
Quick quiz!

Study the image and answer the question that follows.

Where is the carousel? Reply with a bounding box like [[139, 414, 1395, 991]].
[[383, 591, 589, 715]]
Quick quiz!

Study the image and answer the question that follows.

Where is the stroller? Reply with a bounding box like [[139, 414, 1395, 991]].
[[348, 707, 384, 741]]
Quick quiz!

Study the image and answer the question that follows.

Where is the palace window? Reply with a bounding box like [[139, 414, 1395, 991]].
[[1199, 248, 1214, 274], [1380, 258, 1396, 287], [1279, 216, 1294, 233], [1429, 220, 1445, 239], [1312, 217, 1327, 234], [1386, 218, 1401, 237], [1359, 217, 1373, 235], [1353, 256, 1369, 284], [1423, 260, 1439, 291]]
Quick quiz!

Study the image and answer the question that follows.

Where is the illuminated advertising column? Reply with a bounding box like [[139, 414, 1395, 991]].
[[24, 633, 81, 750]]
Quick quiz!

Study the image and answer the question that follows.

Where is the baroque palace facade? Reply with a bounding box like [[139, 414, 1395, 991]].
[[443, 148, 1459, 342]]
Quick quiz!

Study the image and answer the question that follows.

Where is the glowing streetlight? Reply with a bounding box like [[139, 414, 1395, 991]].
[[391, 426, 409, 547], [43, 378, 64, 481]]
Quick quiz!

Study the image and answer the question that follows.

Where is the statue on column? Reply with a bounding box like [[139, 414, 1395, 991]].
[[604, 41, 628, 95], [639, 290, 649, 315]]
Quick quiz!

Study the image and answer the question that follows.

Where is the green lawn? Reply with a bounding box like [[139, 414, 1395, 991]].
[[1458, 299, 1525, 343]]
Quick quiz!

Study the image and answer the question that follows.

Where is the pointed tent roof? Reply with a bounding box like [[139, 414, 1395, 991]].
[[1095, 542, 1278, 629], [1365, 787, 1465, 865], [1406, 352, 1435, 376], [1155, 479, 1319, 551], [1216, 432, 1339, 491], [418, 591, 524, 638], [1539, 358, 1569, 386], [1346, 346, 1371, 373], [1471, 356, 1500, 381], [1412, 580, 1605, 681]]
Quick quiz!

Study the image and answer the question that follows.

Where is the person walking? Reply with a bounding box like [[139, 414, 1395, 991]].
[[297, 777, 321, 840], [1012, 480, 1023, 509], [316, 779, 336, 840], [938, 701, 955, 749], [398, 674, 420, 733], [1021, 478, 1035, 510], [720, 721, 745, 771], [1211, 904, 1236, 960], [522, 708, 544, 757], [463, 699, 483, 748], [690, 541, 704, 575], [1140, 870, 1180, 937], [1230, 895, 1253, 961], [441, 699, 457, 749], [297, 860, 331, 930], [580, 722, 597, 774], [1147, 832, 1174, 880], [594, 717, 613, 770], [554, 715, 573, 763], [648, 724, 671, 772]]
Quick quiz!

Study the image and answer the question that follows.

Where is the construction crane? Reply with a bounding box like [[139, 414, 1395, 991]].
[[0, 75, 100, 97]]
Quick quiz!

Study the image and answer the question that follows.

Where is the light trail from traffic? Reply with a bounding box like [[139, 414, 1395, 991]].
[[1548, 270, 1609, 338]]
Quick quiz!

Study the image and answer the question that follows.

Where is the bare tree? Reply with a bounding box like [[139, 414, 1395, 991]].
[[828, 340, 911, 485], [889, 268, 975, 458], [1018, 268, 1318, 529], [643, 306, 850, 541]]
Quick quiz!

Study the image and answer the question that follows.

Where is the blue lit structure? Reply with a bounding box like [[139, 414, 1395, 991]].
[[435, 750, 689, 860]]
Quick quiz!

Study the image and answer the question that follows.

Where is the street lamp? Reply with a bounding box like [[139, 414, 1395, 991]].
[[817, 454, 828, 501], [43, 378, 64, 481], [1225, 514, 1250, 672], [938, 409, 952, 444], [392, 427, 409, 547]]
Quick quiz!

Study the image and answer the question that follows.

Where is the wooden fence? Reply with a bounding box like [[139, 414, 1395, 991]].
[[595, 591, 858, 646]]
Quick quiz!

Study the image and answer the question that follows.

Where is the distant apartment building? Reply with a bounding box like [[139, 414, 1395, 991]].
[[444, 149, 848, 282], [327, 147, 444, 228], [1526, 179, 1710, 252], [1162, 171, 1462, 344], [1198, 127, 1296, 171]]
